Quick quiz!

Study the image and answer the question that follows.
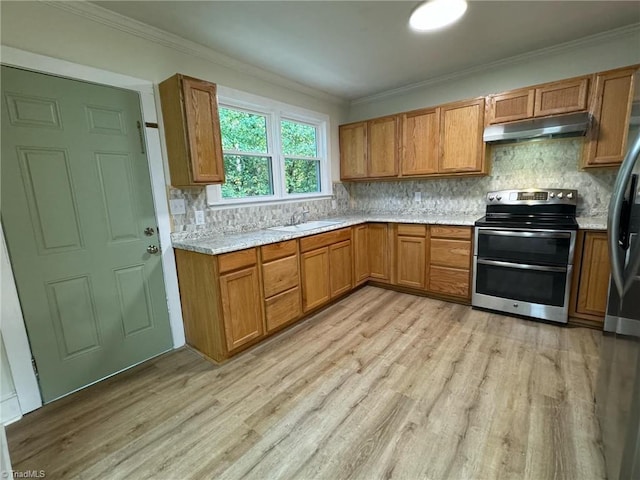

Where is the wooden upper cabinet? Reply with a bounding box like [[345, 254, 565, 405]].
[[400, 108, 440, 176], [488, 89, 535, 124], [533, 77, 589, 117], [159, 74, 225, 187], [339, 122, 368, 179], [439, 98, 486, 173], [583, 67, 636, 168], [368, 115, 399, 177]]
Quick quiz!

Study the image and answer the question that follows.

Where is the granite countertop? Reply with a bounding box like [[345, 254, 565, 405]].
[[172, 213, 480, 255], [172, 213, 609, 256], [576, 216, 607, 230]]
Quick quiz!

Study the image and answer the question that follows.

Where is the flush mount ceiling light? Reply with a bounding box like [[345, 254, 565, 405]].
[[409, 0, 468, 32]]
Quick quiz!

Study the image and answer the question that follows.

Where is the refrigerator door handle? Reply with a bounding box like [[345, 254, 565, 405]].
[[609, 131, 640, 297]]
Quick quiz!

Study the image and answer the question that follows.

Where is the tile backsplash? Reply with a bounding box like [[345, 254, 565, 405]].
[[346, 138, 616, 217], [169, 138, 616, 235], [169, 182, 352, 235]]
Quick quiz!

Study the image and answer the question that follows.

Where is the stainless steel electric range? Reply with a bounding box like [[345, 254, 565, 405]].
[[472, 188, 578, 324]]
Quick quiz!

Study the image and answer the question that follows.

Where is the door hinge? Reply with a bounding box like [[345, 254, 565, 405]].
[[31, 356, 39, 379], [136, 121, 146, 154]]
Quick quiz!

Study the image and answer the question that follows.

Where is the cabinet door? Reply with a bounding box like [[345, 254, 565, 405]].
[[534, 77, 589, 117], [181, 76, 225, 183], [488, 89, 535, 124], [340, 122, 367, 179], [396, 236, 426, 289], [583, 68, 636, 168], [439, 99, 485, 173], [219, 266, 263, 351], [353, 225, 369, 285], [429, 266, 470, 298], [369, 223, 390, 282], [576, 232, 611, 317], [330, 240, 353, 298], [368, 116, 399, 177], [401, 108, 439, 176], [301, 247, 330, 312]]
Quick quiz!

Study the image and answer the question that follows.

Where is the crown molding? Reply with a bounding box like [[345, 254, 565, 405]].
[[42, 1, 347, 106], [351, 22, 640, 106]]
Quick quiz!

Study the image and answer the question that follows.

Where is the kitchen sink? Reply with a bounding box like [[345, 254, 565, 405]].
[[268, 220, 342, 232]]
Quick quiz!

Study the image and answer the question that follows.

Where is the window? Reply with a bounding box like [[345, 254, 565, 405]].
[[207, 87, 330, 205]]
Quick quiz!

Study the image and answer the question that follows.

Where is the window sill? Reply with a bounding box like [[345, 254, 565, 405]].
[[205, 190, 334, 210]]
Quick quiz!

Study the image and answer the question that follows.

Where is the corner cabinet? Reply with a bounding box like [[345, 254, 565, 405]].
[[159, 74, 225, 187], [582, 67, 637, 168]]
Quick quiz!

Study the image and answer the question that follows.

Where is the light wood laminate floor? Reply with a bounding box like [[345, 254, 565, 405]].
[[7, 286, 604, 480]]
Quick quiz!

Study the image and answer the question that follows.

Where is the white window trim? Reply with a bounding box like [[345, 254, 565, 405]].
[[207, 86, 332, 207]]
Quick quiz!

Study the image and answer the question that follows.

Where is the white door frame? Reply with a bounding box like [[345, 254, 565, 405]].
[[0, 46, 186, 415]]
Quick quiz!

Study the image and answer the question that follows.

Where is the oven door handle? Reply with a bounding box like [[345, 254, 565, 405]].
[[478, 230, 572, 239], [477, 259, 567, 273]]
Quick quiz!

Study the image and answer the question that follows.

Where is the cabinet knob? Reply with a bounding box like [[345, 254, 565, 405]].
[[147, 245, 159, 254]]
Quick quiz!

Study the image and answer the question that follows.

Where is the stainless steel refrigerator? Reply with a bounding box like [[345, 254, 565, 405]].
[[597, 129, 640, 479]]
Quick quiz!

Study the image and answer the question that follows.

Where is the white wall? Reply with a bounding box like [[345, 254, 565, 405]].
[[348, 26, 640, 121], [0, 334, 20, 425], [0, 1, 349, 180]]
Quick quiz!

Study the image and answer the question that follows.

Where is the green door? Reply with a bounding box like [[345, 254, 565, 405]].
[[1, 66, 173, 403]]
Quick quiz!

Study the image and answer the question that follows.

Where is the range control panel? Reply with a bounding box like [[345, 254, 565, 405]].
[[486, 188, 578, 205]]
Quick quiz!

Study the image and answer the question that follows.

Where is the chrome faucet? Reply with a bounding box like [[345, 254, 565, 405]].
[[290, 209, 310, 225]]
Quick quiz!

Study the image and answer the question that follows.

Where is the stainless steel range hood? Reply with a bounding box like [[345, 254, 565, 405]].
[[483, 111, 591, 144]]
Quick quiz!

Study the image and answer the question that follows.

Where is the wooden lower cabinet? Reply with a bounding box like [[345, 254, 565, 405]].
[[570, 231, 611, 325], [219, 266, 264, 351], [330, 241, 353, 297], [427, 226, 473, 300], [353, 225, 369, 285], [396, 236, 426, 289], [369, 223, 390, 282], [301, 247, 331, 312], [265, 287, 302, 332], [429, 266, 470, 298], [175, 248, 264, 363]]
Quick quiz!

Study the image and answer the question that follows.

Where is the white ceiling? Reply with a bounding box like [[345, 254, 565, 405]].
[[94, 1, 640, 100]]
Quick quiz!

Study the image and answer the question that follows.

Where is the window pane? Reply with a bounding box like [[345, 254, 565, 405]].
[[219, 107, 268, 153], [222, 155, 273, 198], [281, 120, 317, 157], [285, 158, 320, 194]]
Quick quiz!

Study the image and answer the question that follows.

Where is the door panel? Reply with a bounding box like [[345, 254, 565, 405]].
[[1, 66, 173, 403]]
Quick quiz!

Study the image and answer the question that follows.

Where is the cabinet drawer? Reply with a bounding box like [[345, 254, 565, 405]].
[[218, 248, 257, 274], [261, 240, 297, 263], [430, 226, 472, 239], [265, 287, 302, 332], [300, 228, 351, 252], [430, 239, 471, 269], [397, 224, 426, 237], [262, 255, 299, 298], [429, 266, 470, 298]]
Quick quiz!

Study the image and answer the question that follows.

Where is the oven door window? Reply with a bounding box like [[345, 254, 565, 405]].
[[477, 230, 572, 266], [476, 261, 567, 307]]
